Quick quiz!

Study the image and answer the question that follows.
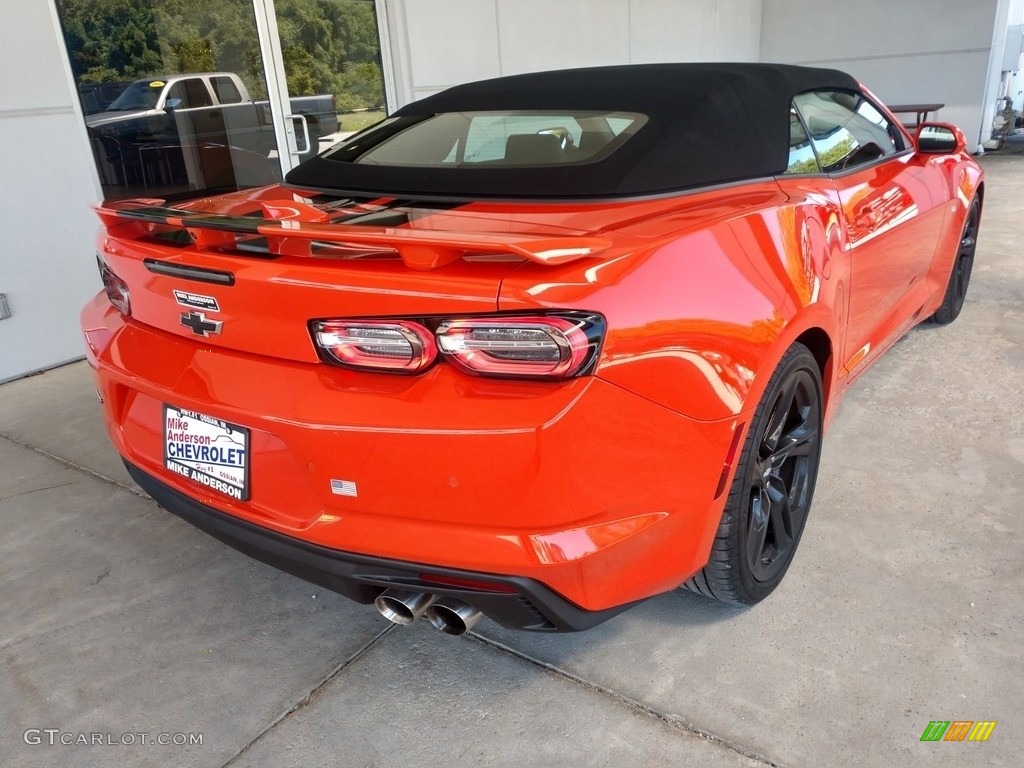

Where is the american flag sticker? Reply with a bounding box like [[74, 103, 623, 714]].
[[330, 479, 358, 497]]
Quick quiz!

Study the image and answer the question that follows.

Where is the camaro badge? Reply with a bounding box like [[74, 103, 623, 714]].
[[173, 289, 220, 312], [180, 311, 223, 337]]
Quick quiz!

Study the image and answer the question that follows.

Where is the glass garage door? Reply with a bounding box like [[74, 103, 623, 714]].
[[54, 0, 384, 202]]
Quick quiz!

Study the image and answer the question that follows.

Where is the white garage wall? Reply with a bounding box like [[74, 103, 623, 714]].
[[0, 1, 101, 382], [378, 0, 763, 108], [760, 0, 1009, 147]]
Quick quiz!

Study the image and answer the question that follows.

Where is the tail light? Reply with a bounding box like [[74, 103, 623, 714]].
[[436, 316, 596, 378], [312, 313, 603, 379], [314, 320, 437, 373], [97, 255, 131, 316]]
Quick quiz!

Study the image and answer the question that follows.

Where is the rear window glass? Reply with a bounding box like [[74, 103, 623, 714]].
[[327, 111, 647, 168]]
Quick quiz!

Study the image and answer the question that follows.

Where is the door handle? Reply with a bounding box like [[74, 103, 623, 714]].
[[286, 113, 311, 156]]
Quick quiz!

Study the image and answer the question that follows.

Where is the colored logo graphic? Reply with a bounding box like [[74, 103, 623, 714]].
[[920, 721, 997, 742]]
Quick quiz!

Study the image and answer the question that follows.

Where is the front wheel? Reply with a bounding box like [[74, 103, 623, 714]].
[[684, 343, 824, 605], [930, 197, 981, 325]]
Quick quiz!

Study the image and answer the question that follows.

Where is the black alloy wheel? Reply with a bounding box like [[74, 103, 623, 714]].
[[744, 366, 820, 584], [685, 342, 824, 605], [931, 197, 981, 325]]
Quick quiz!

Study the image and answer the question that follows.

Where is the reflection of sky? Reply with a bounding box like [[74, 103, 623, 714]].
[[788, 141, 817, 171], [813, 126, 855, 157]]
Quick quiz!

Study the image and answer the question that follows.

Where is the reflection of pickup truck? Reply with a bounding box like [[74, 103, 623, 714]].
[[85, 72, 338, 159], [77, 81, 132, 115]]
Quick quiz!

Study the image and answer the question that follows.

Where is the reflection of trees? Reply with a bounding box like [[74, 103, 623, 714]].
[[787, 149, 818, 175], [817, 135, 856, 170], [56, 0, 383, 110]]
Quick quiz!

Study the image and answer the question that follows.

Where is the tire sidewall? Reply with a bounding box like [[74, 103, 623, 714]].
[[932, 196, 981, 325], [731, 344, 824, 603]]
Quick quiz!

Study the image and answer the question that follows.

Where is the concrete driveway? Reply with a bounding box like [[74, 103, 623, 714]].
[[1, 155, 1021, 768]]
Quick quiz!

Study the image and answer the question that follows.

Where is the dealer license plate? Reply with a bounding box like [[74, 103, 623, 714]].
[[163, 405, 250, 501]]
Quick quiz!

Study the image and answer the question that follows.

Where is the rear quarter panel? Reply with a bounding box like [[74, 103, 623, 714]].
[[498, 181, 847, 423]]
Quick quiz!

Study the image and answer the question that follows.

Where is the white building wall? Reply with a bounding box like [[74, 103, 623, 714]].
[[1002, 0, 1024, 112], [760, 0, 1006, 147], [379, 0, 763, 108], [0, 2, 101, 382]]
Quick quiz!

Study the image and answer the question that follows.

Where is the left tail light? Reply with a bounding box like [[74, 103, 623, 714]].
[[314, 320, 437, 373], [97, 255, 131, 316]]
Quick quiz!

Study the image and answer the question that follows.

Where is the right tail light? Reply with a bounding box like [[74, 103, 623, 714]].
[[435, 316, 595, 378]]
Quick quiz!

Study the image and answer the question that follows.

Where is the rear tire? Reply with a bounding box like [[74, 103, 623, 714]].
[[684, 343, 823, 605], [930, 197, 980, 325]]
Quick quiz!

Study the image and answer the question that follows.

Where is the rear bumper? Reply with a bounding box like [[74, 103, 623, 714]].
[[127, 460, 631, 631], [83, 294, 739, 616]]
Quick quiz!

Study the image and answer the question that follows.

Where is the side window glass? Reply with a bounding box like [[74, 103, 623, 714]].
[[211, 76, 243, 105], [184, 78, 214, 108], [165, 80, 213, 109], [793, 90, 899, 173], [605, 117, 634, 136], [785, 108, 820, 174], [856, 98, 906, 152]]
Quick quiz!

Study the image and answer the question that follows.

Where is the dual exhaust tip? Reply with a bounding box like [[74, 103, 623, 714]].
[[374, 589, 483, 635]]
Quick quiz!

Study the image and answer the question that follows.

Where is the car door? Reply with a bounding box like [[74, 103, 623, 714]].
[[210, 74, 266, 156], [793, 90, 948, 377]]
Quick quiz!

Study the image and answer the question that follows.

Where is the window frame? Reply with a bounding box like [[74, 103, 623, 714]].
[[784, 106, 822, 176]]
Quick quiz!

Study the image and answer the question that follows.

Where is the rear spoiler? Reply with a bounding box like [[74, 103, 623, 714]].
[[95, 199, 617, 270]]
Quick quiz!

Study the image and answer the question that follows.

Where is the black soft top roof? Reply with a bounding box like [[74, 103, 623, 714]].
[[286, 63, 859, 201]]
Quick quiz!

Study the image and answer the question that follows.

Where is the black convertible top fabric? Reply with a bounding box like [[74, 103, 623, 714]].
[[286, 63, 859, 200]]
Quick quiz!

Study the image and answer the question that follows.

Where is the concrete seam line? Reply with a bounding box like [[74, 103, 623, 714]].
[[220, 624, 394, 767], [0, 479, 78, 503], [467, 632, 787, 768], [0, 433, 149, 499]]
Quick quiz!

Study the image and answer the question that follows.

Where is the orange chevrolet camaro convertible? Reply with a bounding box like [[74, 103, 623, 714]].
[[82, 64, 983, 633]]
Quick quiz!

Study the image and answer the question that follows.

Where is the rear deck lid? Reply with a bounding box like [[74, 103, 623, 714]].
[[95, 189, 639, 363]]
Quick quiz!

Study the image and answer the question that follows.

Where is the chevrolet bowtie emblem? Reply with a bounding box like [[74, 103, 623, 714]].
[[180, 311, 223, 337]]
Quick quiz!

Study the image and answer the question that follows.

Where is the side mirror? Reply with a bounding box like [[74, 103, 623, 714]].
[[165, 98, 183, 112], [915, 122, 966, 155]]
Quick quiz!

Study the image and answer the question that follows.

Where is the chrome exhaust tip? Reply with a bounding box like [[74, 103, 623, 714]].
[[374, 589, 437, 625], [425, 597, 483, 636]]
